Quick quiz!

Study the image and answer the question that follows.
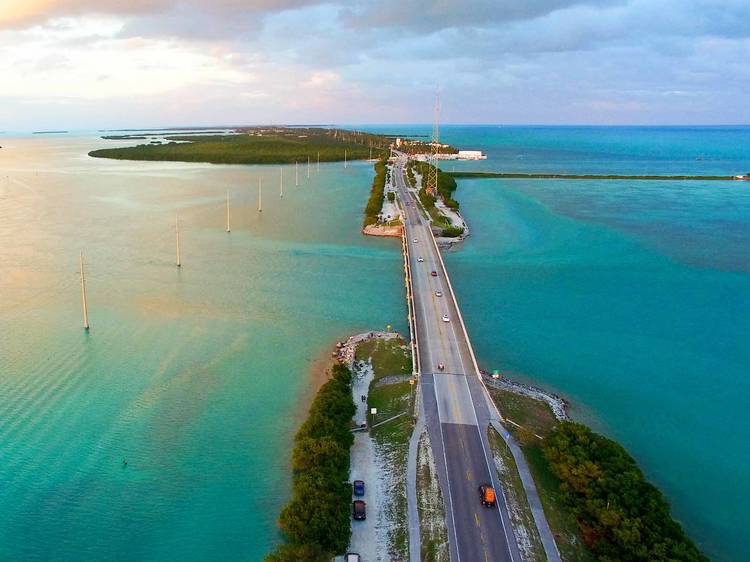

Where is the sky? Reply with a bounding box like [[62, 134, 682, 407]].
[[1, 0, 749, 129]]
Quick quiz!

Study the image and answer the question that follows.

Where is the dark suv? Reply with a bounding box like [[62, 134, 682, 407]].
[[352, 500, 367, 520]]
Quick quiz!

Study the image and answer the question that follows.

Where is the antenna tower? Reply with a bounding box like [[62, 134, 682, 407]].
[[426, 91, 441, 197]]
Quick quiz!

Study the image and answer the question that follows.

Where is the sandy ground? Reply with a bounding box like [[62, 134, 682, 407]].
[[347, 350, 394, 562]]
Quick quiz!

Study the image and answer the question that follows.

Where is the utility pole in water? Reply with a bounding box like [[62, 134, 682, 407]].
[[280, 167, 284, 198], [175, 214, 181, 267], [79, 251, 90, 331], [258, 177, 263, 212], [226, 191, 231, 233], [307, 156, 311, 179], [295, 161, 299, 187]]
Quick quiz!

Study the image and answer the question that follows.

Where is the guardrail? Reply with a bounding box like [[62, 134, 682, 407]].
[[424, 195, 512, 426], [400, 189, 421, 382]]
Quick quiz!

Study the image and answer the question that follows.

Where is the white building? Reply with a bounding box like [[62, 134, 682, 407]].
[[457, 150, 487, 160]]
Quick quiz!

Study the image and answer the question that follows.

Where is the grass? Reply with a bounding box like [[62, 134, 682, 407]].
[[89, 127, 390, 165], [417, 430, 449, 562], [488, 387, 557, 444], [428, 206, 452, 229], [487, 388, 596, 562], [355, 338, 412, 379], [487, 428, 545, 562]]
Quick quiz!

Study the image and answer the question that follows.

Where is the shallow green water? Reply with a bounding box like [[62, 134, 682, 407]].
[[0, 135, 406, 560]]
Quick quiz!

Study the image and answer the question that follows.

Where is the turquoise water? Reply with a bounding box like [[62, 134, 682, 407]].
[[363, 125, 749, 560], [3, 126, 749, 561], [0, 135, 406, 560]]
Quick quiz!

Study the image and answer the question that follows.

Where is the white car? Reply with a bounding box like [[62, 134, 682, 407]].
[[435, 291, 443, 297], [442, 314, 450, 323], [417, 256, 424, 262], [413, 238, 418, 243]]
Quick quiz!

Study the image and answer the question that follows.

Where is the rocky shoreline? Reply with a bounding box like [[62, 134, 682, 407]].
[[481, 370, 569, 421]]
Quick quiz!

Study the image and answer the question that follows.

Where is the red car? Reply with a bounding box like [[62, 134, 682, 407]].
[[430, 271, 437, 277], [478, 484, 496, 507]]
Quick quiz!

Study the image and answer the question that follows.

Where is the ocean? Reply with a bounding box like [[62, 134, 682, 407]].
[[366, 124, 749, 561], [0, 134, 406, 560], [1, 126, 749, 561]]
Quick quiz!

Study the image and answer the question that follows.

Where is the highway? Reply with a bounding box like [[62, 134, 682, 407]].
[[393, 154, 521, 562]]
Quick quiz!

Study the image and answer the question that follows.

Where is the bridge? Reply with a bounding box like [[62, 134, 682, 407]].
[[392, 153, 522, 562]]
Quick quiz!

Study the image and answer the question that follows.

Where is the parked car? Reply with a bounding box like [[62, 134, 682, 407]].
[[442, 315, 450, 323], [352, 500, 367, 520], [431, 271, 438, 277], [353, 480, 365, 497], [437, 363, 445, 371], [345, 554, 361, 562], [435, 290, 443, 297], [417, 256, 424, 262], [478, 484, 496, 507]]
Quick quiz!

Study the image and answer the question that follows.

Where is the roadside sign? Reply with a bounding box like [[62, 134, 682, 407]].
[[370, 408, 377, 415]]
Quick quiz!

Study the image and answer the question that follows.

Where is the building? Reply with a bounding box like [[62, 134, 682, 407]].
[[456, 150, 487, 160]]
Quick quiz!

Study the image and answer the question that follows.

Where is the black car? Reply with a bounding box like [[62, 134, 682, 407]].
[[352, 500, 367, 520], [353, 480, 365, 496]]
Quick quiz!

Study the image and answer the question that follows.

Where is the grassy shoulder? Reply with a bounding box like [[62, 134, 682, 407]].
[[487, 427, 545, 562], [417, 430, 449, 562], [265, 363, 355, 562], [89, 127, 389, 165], [489, 386, 707, 562], [358, 337, 414, 561]]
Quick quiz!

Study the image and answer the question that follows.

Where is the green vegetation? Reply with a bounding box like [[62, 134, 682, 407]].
[[544, 422, 708, 562], [90, 127, 389, 166], [448, 171, 734, 181], [413, 161, 459, 209], [265, 363, 356, 562], [355, 337, 412, 376], [417, 431, 449, 562], [363, 157, 388, 227], [387, 191, 395, 202], [440, 226, 464, 238], [488, 386, 706, 562]]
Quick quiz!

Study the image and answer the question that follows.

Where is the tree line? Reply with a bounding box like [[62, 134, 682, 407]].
[[544, 422, 708, 562], [265, 364, 356, 562]]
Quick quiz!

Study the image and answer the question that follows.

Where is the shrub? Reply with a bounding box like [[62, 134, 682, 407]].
[[544, 422, 708, 562], [266, 364, 355, 560], [441, 226, 464, 238]]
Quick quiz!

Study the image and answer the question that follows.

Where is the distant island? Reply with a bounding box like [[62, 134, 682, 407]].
[[89, 127, 396, 165], [33, 130, 69, 134]]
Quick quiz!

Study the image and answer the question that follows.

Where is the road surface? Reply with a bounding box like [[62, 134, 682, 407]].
[[392, 155, 522, 562]]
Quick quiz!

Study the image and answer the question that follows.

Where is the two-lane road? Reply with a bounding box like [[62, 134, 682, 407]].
[[394, 155, 521, 562]]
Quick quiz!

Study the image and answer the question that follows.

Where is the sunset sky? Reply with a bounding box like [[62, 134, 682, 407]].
[[1, 0, 749, 129]]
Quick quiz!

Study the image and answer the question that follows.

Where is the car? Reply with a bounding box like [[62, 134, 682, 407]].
[[442, 315, 450, 323], [434, 290, 443, 297], [345, 554, 361, 562], [413, 238, 418, 243], [430, 271, 437, 277], [478, 484, 496, 507], [437, 363, 445, 371], [353, 480, 365, 496], [352, 500, 367, 520]]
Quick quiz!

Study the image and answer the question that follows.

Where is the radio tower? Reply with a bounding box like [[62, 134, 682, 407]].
[[426, 91, 440, 197]]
